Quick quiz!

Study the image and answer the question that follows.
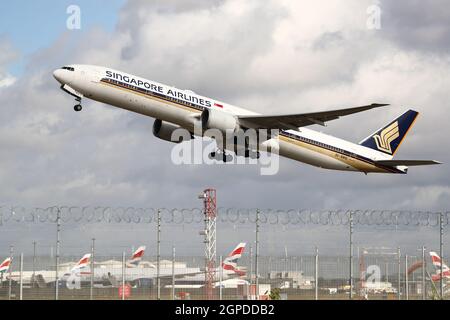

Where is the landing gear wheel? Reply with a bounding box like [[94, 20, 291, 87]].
[[209, 150, 233, 162], [250, 151, 261, 159], [222, 153, 233, 163], [244, 150, 261, 159], [208, 152, 216, 160], [74, 104, 82, 112]]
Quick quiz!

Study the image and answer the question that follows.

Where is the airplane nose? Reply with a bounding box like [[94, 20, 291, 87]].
[[53, 69, 64, 84]]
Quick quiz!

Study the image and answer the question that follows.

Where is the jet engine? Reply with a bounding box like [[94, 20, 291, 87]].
[[152, 119, 191, 143], [201, 108, 240, 133]]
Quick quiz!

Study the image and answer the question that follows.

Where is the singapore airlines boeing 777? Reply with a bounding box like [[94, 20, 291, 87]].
[[53, 65, 440, 174]]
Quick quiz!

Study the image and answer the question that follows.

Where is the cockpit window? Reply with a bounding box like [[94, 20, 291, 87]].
[[61, 66, 75, 71]]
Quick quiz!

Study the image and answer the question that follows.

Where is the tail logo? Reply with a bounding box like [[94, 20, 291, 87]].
[[373, 121, 399, 154]]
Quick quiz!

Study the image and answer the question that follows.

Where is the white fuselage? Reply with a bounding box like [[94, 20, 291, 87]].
[[8, 264, 241, 286], [53, 65, 402, 174]]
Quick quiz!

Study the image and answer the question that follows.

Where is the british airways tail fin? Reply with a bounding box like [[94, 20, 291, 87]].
[[359, 109, 419, 158], [430, 251, 450, 282], [71, 253, 91, 272], [0, 257, 12, 273], [127, 245, 146, 267], [222, 243, 246, 275]]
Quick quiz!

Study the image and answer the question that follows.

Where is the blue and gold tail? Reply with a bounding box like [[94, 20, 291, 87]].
[[359, 109, 419, 157]]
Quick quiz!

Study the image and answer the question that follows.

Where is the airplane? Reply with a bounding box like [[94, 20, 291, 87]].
[[221, 242, 247, 277], [61, 247, 148, 284], [5, 246, 151, 287], [58, 243, 246, 288], [126, 246, 146, 267], [66, 253, 91, 275], [0, 257, 12, 282], [6, 241, 245, 288], [53, 65, 440, 174], [5, 253, 91, 286], [175, 242, 247, 285], [0, 257, 11, 273], [429, 252, 450, 282]]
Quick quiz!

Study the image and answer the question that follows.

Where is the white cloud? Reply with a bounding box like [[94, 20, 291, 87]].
[[0, 74, 16, 88], [0, 37, 18, 88]]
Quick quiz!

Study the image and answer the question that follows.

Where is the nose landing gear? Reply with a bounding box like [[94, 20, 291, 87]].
[[59, 84, 83, 112], [73, 97, 82, 112]]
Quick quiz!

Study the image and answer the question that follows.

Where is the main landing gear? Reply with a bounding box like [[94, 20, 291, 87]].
[[208, 150, 234, 163], [73, 97, 82, 112], [208, 149, 261, 162], [244, 150, 261, 159]]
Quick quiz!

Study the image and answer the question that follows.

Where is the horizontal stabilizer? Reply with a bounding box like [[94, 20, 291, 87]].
[[375, 160, 442, 167]]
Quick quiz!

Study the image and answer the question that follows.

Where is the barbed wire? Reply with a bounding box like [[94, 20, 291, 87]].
[[0, 206, 448, 227]]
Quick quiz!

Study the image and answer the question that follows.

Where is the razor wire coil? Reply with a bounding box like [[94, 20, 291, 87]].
[[0, 206, 448, 227]]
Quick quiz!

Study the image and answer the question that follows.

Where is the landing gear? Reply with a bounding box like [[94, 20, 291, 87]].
[[73, 96, 82, 112], [244, 150, 261, 159], [208, 150, 233, 163]]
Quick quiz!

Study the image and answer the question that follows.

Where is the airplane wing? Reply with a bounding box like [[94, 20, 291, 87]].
[[375, 160, 442, 166], [237, 103, 389, 130]]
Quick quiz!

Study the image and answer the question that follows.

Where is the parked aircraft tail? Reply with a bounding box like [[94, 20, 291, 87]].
[[222, 243, 246, 275], [0, 257, 12, 273], [71, 253, 91, 273], [430, 251, 450, 281], [128, 246, 146, 267]]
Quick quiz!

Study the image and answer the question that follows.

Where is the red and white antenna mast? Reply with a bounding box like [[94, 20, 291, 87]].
[[199, 188, 217, 300]]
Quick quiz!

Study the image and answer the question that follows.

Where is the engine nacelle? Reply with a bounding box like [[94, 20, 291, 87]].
[[201, 108, 240, 133], [152, 119, 191, 143]]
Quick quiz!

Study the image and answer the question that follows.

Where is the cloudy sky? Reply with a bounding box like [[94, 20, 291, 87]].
[[0, 0, 449, 257]]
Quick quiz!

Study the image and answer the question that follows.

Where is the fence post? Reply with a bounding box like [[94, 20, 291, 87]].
[[405, 255, 409, 300], [8, 245, 13, 300], [249, 244, 253, 285], [315, 247, 319, 300], [90, 238, 95, 300], [219, 255, 223, 300], [422, 246, 426, 300], [19, 253, 23, 300], [122, 251, 125, 300], [172, 246, 175, 300], [397, 247, 401, 300], [55, 207, 61, 300], [157, 208, 161, 300], [349, 211, 353, 300], [440, 212, 444, 300], [255, 209, 260, 300], [32, 241, 36, 283]]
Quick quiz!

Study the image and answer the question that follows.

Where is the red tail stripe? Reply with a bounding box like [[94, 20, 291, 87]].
[[223, 264, 235, 271], [0, 261, 11, 268], [229, 247, 244, 256]]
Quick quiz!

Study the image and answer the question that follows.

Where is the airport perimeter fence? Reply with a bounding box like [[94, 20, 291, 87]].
[[0, 206, 449, 300]]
